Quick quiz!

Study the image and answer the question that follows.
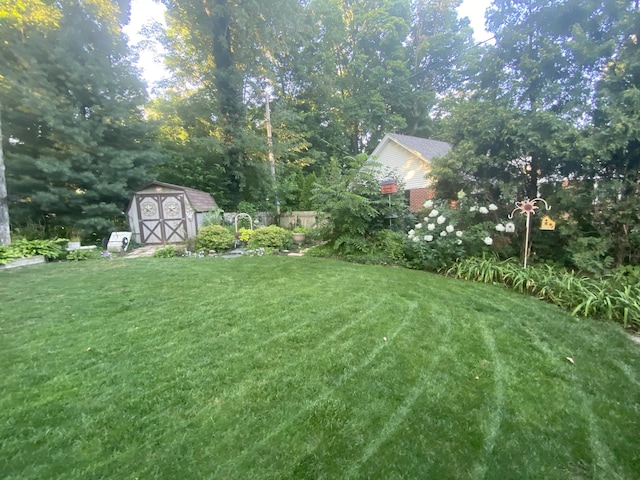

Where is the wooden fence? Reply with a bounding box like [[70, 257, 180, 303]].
[[278, 211, 321, 229]]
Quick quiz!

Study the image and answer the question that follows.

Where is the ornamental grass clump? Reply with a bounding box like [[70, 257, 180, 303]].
[[447, 256, 640, 328]]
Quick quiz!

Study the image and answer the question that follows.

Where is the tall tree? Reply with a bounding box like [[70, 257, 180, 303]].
[[1, 0, 160, 235], [153, 0, 484, 208], [299, 0, 412, 154], [581, 1, 640, 264], [403, 0, 475, 137], [435, 0, 632, 202], [157, 0, 306, 207], [0, 0, 61, 244]]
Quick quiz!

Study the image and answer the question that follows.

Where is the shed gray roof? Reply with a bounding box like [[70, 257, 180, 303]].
[[388, 133, 451, 160], [135, 181, 217, 212]]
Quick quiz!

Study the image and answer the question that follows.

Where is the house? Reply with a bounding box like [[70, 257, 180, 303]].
[[368, 133, 451, 211], [126, 181, 217, 244]]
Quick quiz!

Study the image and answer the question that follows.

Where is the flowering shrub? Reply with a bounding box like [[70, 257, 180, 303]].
[[404, 196, 517, 271]]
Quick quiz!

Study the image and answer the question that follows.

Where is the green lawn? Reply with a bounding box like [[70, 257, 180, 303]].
[[1, 256, 639, 479]]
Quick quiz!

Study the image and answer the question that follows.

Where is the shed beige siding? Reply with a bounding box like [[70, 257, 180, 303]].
[[128, 185, 197, 244]]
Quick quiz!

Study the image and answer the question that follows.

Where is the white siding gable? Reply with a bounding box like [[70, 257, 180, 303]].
[[372, 140, 430, 190]]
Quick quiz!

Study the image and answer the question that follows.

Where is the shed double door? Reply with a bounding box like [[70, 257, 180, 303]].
[[136, 193, 187, 244]]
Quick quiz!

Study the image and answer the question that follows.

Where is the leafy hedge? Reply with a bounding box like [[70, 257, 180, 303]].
[[447, 256, 640, 328], [247, 226, 290, 250], [195, 225, 235, 252]]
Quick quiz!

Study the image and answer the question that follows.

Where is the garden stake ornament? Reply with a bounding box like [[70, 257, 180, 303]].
[[508, 197, 551, 268]]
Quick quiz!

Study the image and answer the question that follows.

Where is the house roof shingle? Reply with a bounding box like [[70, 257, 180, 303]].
[[136, 181, 217, 212], [388, 133, 452, 160]]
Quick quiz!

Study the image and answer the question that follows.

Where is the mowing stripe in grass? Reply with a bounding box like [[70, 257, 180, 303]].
[[343, 321, 453, 479], [203, 295, 413, 465], [198, 296, 368, 371], [470, 322, 506, 480], [484, 295, 637, 478], [580, 394, 625, 480], [614, 361, 640, 388], [201, 297, 389, 407], [224, 295, 460, 478], [218, 305, 414, 473]]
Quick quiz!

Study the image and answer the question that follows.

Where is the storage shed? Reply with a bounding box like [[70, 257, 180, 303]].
[[126, 181, 217, 244]]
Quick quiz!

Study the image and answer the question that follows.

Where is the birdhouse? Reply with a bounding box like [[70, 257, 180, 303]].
[[540, 216, 556, 231], [380, 179, 397, 194]]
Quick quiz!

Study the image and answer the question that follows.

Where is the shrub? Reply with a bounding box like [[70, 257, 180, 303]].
[[196, 225, 235, 252], [66, 249, 100, 261], [311, 155, 410, 255], [248, 225, 290, 250], [404, 197, 511, 271], [0, 246, 20, 265], [237, 228, 254, 243], [9, 238, 66, 260], [183, 236, 197, 254], [152, 246, 177, 258], [370, 230, 406, 263], [567, 236, 614, 276]]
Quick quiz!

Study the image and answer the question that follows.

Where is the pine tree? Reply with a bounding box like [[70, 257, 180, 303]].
[[1, 0, 160, 236], [0, 0, 62, 244]]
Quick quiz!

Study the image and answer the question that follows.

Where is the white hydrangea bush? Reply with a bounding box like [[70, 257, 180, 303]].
[[404, 195, 518, 271]]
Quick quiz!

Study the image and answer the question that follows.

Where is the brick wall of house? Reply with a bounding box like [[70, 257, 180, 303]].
[[408, 188, 435, 212]]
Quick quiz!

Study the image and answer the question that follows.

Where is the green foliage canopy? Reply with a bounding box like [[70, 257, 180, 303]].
[[1, 0, 161, 236]]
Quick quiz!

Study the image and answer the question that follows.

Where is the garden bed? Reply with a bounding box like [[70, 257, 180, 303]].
[[1, 255, 46, 270]]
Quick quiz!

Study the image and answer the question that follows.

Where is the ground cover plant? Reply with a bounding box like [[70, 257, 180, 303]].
[[0, 238, 67, 264], [1, 256, 639, 479]]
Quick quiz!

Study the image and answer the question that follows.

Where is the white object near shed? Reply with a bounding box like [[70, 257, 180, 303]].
[[106, 231, 132, 252], [126, 181, 217, 244]]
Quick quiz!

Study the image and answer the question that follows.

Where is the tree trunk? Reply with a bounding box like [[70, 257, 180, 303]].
[[207, 0, 243, 126], [203, 0, 246, 204], [0, 107, 11, 246]]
